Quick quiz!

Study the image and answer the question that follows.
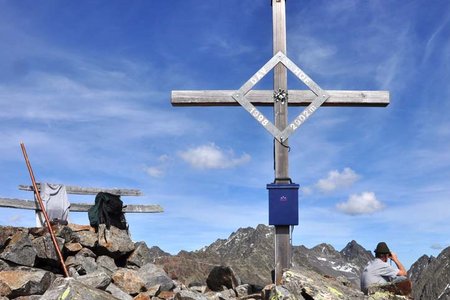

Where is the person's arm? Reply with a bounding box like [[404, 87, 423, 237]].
[[390, 252, 407, 276]]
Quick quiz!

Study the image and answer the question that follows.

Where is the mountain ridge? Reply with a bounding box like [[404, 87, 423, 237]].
[[156, 224, 372, 288], [155, 224, 450, 300]]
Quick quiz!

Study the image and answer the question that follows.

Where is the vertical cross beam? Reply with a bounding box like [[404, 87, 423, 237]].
[[171, 0, 390, 288], [272, 0, 291, 285]]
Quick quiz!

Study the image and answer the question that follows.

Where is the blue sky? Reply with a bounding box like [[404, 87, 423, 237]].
[[1, 0, 449, 269]]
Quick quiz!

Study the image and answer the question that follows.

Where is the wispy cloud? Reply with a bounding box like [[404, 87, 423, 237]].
[[145, 155, 172, 178], [422, 10, 450, 64], [199, 36, 253, 57], [178, 143, 251, 170], [336, 192, 385, 215]]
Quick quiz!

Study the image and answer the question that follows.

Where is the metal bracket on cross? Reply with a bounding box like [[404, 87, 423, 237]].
[[232, 51, 330, 142]]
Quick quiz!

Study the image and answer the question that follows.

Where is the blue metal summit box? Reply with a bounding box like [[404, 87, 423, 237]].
[[267, 183, 299, 225]]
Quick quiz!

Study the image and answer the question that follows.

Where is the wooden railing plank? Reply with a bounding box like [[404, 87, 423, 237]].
[[18, 183, 143, 196], [0, 197, 163, 213]]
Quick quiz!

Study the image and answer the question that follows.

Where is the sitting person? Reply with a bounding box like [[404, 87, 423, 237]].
[[361, 242, 410, 295]]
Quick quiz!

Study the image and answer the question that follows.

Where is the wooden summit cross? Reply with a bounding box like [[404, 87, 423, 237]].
[[171, 0, 389, 284]]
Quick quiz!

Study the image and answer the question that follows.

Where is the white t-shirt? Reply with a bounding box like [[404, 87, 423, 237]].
[[360, 258, 399, 293]]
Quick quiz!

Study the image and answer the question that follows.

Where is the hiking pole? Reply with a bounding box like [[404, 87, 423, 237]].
[[20, 142, 69, 278]]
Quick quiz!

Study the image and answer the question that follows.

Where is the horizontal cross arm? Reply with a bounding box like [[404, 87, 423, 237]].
[[0, 197, 164, 213], [18, 183, 143, 196], [171, 90, 389, 107]]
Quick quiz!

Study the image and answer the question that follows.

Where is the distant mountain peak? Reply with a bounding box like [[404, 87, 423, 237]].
[[340, 240, 373, 261], [312, 243, 337, 255]]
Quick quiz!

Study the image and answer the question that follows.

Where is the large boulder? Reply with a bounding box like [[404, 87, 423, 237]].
[[111, 268, 146, 296], [279, 268, 365, 299], [0, 231, 37, 267], [76, 270, 111, 290], [40, 277, 120, 300], [65, 248, 98, 275], [97, 225, 135, 258], [206, 266, 240, 291], [138, 263, 175, 291], [96, 255, 118, 275], [0, 267, 55, 298], [31, 233, 65, 268], [127, 241, 153, 269], [0, 226, 26, 248], [71, 228, 98, 248]]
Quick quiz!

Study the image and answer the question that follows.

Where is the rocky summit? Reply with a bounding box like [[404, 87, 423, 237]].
[[0, 223, 449, 299]]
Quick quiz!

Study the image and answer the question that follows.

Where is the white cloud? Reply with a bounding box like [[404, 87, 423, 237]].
[[145, 166, 165, 178], [178, 143, 251, 170], [336, 192, 385, 215], [145, 155, 173, 178], [316, 168, 360, 192], [430, 243, 445, 250]]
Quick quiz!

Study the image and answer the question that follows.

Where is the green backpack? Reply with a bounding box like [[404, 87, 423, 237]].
[[88, 192, 128, 230]]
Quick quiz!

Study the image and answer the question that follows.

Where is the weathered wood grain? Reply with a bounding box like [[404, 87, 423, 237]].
[[0, 197, 163, 213], [172, 90, 389, 107], [18, 183, 143, 196]]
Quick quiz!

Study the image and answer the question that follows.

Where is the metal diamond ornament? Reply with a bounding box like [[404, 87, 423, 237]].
[[232, 51, 330, 142]]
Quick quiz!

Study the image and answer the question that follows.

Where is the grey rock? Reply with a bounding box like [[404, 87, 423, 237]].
[[281, 268, 365, 299], [65, 242, 83, 253], [105, 282, 134, 300], [12, 296, 42, 300], [77, 270, 111, 290], [144, 284, 162, 297], [127, 241, 153, 268], [97, 225, 134, 258], [138, 262, 175, 291], [0, 266, 55, 298], [72, 229, 98, 248], [189, 284, 207, 294], [31, 233, 65, 267], [0, 232, 36, 267], [111, 268, 146, 296], [53, 224, 74, 243], [65, 253, 97, 275], [77, 247, 97, 258], [175, 289, 209, 300], [218, 288, 237, 299], [96, 255, 118, 275], [264, 285, 292, 300], [235, 284, 251, 298], [0, 226, 25, 248], [40, 277, 120, 300], [0, 259, 10, 271], [68, 266, 80, 278]]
